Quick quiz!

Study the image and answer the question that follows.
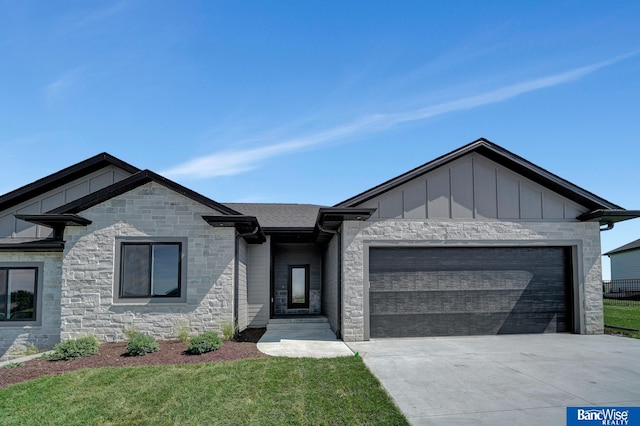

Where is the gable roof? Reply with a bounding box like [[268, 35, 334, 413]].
[[604, 238, 640, 256], [0, 153, 140, 212], [49, 170, 241, 216], [224, 203, 327, 228], [335, 138, 623, 212]]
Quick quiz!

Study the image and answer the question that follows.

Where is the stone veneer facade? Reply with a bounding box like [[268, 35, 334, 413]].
[[0, 252, 62, 361], [59, 182, 236, 343], [340, 219, 603, 342]]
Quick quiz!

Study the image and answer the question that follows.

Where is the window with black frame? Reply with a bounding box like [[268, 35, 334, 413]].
[[0, 267, 37, 321], [120, 242, 182, 298]]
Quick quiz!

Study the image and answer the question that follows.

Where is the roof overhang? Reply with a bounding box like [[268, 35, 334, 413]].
[[14, 213, 92, 239], [202, 215, 266, 243], [336, 138, 624, 211], [263, 227, 316, 243], [0, 238, 65, 252], [576, 209, 640, 226], [316, 207, 377, 233]]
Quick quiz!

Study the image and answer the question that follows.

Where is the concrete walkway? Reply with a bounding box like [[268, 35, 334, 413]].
[[258, 329, 353, 358], [257, 317, 353, 358], [348, 334, 640, 425]]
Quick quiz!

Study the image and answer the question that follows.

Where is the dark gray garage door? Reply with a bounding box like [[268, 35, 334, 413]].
[[369, 247, 572, 338]]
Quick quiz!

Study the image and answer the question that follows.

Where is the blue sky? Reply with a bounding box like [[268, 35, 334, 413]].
[[1, 1, 639, 278]]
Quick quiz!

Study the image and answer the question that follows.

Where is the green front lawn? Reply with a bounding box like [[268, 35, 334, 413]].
[[0, 357, 408, 426], [603, 300, 640, 338]]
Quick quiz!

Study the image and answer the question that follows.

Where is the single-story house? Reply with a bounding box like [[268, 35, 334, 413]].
[[1, 138, 638, 360], [603, 239, 640, 293]]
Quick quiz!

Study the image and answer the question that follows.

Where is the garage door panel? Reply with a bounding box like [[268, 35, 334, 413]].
[[371, 313, 512, 337], [370, 290, 565, 315], [368, 247, 572, 338], [370, 270, 534, 292]]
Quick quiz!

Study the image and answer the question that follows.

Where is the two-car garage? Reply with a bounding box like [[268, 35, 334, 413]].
[[368, 247, 574, 338]]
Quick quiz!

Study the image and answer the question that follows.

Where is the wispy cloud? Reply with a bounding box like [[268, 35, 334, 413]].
[[163, 52, 638, 180], [73, 1, 127, 28], [44, 68, 84, 104]]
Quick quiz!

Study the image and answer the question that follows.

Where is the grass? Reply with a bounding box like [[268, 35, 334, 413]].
[[603, 300, 640, 338], [0, 357, 408, 426]]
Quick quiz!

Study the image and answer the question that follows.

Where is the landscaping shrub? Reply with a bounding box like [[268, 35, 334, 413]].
[[187, 332, 222, 354], [125, 333, 159, 356], [221, 321, 237, 341], [51, 335, 99, 361], [175, 320, 191, 342]]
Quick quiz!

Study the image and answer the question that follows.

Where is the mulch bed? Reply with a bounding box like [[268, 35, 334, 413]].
[[0, 328, 266, 389]]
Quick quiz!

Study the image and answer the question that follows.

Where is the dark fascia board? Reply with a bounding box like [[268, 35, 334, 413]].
[[0, 239, 64, 252], [335, 138, 623, 211], [603, 238, 640, 256], [14, 213, 92, 240], [49, 170, 242, 216], [0, 153, 140, 212], [262, 227, 315, 234], [202, 215, 266, 243], [577, 209, 640, 225], [14, 213, 92, 228], [262, 227, 317, 243], [317, 207, 377, 223]]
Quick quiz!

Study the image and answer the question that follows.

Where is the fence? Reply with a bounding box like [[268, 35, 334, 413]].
[[603, 279, 640, 306]]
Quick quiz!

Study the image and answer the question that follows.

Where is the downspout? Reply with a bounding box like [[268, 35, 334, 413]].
[[600, 222, 614, 232], [234, 225, 260, 338], [317, 222, 342, 340]]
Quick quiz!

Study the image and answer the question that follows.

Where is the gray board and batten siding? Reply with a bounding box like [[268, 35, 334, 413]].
[[368, 246, 573, 338], [359, 153, 587, 220], [0, 166, 133, 239], [246, 236, 271, 327]]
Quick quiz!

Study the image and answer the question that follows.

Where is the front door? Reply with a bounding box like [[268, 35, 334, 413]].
[[288, 265, 309, 309]]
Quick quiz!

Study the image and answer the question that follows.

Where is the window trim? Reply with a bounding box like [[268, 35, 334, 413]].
[[114, 237, 187, 304], [0, 262, 44, 326]]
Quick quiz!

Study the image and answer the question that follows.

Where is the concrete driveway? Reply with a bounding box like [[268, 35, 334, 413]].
[[347, 334, 640, 425]]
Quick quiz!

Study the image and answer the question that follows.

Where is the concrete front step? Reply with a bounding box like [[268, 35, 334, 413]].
[[267, 316, 331, 331]]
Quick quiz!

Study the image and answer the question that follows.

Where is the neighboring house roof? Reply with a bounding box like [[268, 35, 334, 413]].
[[335, 138, 624, 212], [0, 152, 140, 212], [604, 238, 640, 256], [49, 170, 241, 216], [224, 203, 327, 229]]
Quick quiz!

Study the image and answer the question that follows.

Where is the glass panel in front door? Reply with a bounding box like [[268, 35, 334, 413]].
[[291, 267, 306, 304]]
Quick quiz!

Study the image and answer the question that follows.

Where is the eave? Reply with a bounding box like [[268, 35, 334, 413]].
[[0, 238, 65, 252], [50, 170, 241, 216], [577, 209, 640, 225], [202, 215, 266, 243], [335, 138, 623, 212], [14, 213, 92, 239], [0, 153, 140, 212]]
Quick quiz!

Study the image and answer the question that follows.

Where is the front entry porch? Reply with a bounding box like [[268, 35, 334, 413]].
[[271, 242, 322, 316], [257, 315, 352, 357]]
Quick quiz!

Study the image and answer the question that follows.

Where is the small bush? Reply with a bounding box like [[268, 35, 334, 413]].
[[175, 320, 191, 342], [221, 321, 237, 341], [124, 326, 140, 339], [125, 333, 159, 356], [51, 335, 99, 361], [187, 332, 222, 355], [22, 342, 41, 356], [3, 362, 22, 368]]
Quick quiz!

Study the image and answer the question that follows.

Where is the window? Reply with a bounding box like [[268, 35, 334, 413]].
[[0, 267, 37, 321], [120, 242, 182, 298], [288, 265, 309, 309]]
